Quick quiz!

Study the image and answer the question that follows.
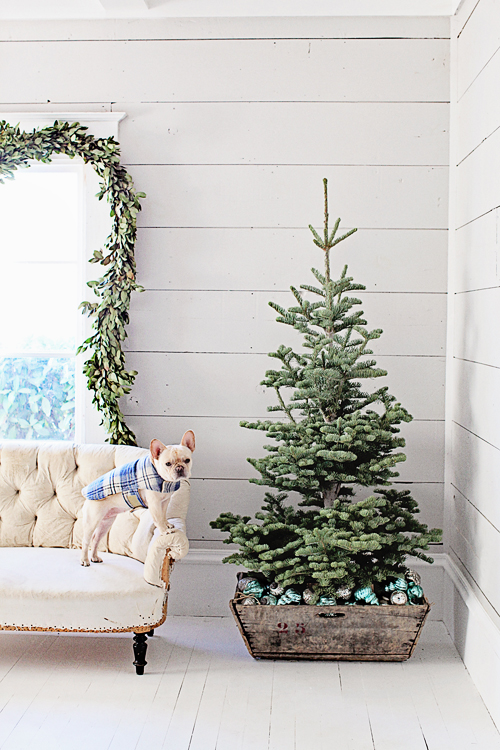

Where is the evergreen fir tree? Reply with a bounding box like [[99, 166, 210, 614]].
[[211, 179, 441, 599]]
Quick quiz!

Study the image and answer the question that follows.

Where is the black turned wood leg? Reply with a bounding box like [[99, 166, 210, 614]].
[[146, 629, 155, 637], [133, 633, 148, 675]]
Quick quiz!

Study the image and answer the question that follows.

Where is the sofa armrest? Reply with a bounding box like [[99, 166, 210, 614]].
[[111, 479, 191, 564], [143, 528, 189, 587]]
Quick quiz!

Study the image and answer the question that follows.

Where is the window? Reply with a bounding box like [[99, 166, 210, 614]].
[[0, 112, 125, 443], [0, 165, 80, 440]]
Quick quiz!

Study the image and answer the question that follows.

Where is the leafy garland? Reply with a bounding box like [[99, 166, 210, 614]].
[[0, 119, 144, 445]]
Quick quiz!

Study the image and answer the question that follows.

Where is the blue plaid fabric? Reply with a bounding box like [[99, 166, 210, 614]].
[[82, 455, 181, 509]]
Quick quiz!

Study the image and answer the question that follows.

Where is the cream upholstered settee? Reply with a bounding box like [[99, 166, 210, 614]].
[[0, 440, 190, 674]]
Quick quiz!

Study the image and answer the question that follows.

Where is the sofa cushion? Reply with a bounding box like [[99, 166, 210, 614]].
[[0, 548, 167, 632], [0, 441, 191, 567], [0, 441, 150, 549]]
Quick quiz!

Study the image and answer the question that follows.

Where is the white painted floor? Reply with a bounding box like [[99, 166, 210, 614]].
[[0, 617, 498, 750]]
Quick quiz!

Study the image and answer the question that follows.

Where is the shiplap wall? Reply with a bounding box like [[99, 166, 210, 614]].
[[0, 16, 449, 563], [445, 0, 500, 728]]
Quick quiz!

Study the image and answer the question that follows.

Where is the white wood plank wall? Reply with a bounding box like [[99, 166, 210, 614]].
[[0, 16, 449, 569], [446, 0, 500, 729]]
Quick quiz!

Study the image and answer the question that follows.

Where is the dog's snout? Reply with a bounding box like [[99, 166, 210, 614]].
[[175, 465, 185, 476]]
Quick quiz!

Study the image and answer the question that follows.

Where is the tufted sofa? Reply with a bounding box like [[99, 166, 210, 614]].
[[0, 440, 191, 674]]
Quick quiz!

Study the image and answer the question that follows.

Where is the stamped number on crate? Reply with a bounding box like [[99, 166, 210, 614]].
[[277, 622, 306, 635]]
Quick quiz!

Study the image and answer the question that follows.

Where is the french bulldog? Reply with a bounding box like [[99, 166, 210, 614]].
[[80, 430, 195, 566]]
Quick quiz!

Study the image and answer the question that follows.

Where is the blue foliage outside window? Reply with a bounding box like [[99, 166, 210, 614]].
[[0, 357, 75, 440], [0, 168, 79, 441]]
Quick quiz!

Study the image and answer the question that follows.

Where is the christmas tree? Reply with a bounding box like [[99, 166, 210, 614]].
[[211, 179, 441, 602]]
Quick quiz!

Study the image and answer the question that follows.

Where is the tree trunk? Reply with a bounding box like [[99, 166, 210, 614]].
[[323, 483, 342, 508]]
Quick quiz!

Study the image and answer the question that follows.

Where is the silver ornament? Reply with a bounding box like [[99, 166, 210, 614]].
[[405, 569, 422, 586], [237, 576, 257, 592], [302, 588, 315, 604], [269, 581, 285, 597], [390, 590, 408, 605], [260, 595, 278, 605], [335, 587, 352, 601], [242, 596, 259, 605]]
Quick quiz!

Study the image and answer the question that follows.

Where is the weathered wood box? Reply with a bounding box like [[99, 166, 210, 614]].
[[230, 596, 430, 661]]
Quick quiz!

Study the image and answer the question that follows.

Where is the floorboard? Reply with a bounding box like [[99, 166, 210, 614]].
[[0, 619, 498, 750]]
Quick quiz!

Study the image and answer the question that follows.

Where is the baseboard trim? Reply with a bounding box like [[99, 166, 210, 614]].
[[182, 549, 449, 570], [441, 552, 500, 658], [179, 549, 229, 565], [410, 551, 446, 570], [440, 552, 500, 730]]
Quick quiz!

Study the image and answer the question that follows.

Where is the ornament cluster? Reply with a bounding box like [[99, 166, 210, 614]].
[[235, 569, 425, 607]]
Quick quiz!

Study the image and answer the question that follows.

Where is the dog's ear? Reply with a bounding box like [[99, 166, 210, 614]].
[[150, 439, 166, 461], [181, 430, 196, 453]]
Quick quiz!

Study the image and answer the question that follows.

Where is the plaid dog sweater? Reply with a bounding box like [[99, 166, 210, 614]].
[[82, 455, 181, 510]]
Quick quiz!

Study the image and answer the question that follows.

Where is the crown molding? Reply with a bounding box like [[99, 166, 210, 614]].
[[0, 112, 126, 139], [1, 112, 126, 124], [0, 0, 462, 19]]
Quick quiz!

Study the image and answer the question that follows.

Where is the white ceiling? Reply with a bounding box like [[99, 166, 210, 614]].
[[0, 0, 462, 19]]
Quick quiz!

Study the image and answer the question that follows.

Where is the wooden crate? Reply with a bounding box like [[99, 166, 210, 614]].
[[230, 596, 430, 661]]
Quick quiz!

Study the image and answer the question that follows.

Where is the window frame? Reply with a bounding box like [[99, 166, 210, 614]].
[[1, 112, 126, 444]]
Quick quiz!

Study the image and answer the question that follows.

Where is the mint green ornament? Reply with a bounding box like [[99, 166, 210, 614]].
[[316, 595, 337, 606], [385, 577, 408, 593], [277, 589, 302, 605], [354, 587, 379, 605], [241, 579, 265, 598], [407, 584, 424, 603]]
